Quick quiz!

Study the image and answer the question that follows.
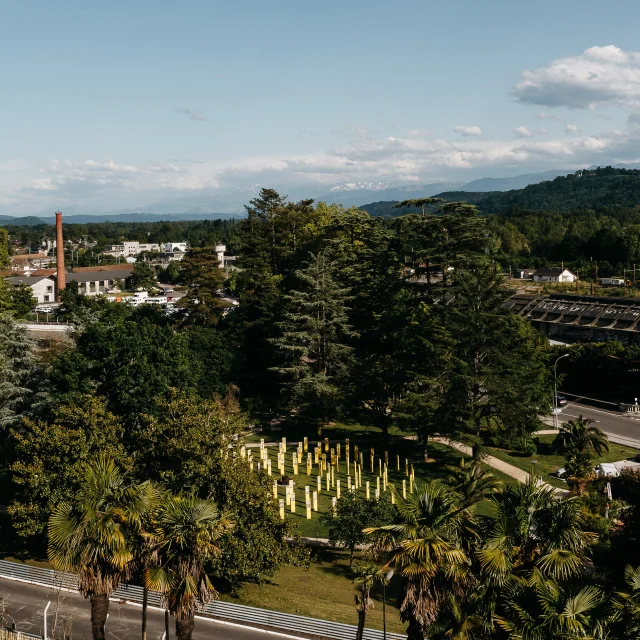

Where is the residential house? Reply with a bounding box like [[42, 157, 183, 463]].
[[532, 268, 577, 283], [10, 254, 53, 273], [6, 276, 56, 303]]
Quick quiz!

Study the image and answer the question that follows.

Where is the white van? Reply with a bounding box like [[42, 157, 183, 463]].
[[595, 463, 620, 478]]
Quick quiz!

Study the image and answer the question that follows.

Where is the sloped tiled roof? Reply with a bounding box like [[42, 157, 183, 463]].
[[72, 264, 133, 273]]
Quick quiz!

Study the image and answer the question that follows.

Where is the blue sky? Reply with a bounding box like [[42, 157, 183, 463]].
[[2, 0, 640, 214]]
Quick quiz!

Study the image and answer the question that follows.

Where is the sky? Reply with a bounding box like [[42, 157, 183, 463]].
[[2, 0, 640, 215]]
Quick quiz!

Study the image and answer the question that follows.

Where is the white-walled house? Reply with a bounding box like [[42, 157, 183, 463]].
[[532, 268, 577, 283], [6, 276, 56, 303]]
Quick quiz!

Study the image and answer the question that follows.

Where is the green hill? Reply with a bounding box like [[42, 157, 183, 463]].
[[360, 168, 640, 217]]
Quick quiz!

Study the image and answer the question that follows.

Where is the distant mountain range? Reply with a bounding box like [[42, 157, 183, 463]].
[[0, 212, 239, 227], [4, 166, 637, 226]]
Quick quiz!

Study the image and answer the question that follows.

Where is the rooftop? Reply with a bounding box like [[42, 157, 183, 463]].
[[65, 269, 132, 283], [533, 267, 574, 276], [72, 264, 133, 273], [6, 275, 54, 285], [11, 253, 49, 261]]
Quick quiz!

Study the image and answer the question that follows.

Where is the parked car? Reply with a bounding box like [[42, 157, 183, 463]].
[[34, 305, 53, 314], [554, 394, 568, 407]]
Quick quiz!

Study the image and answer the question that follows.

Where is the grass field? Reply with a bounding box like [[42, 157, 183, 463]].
[[221, 547, 406, 634], [249, 433, 513, 538], [486, 434, 639, 488]]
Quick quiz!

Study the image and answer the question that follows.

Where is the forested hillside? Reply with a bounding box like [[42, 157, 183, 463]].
[[360, 167, 640, 218], [467, 167, 640, 213]]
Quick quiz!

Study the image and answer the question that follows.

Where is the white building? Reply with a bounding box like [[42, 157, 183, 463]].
[[103, 241, 193, 258], [103, 241, 162, 257], [6, 276, 56, 303], [163, 242, 188, 253], [64, 267, 133, 296], [532, 268, 576, 283], [10, 254, 53, 273]]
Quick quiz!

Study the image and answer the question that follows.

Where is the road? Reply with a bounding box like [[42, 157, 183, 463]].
[[0, 578, 304, 640], [557, 402, 640, 449]]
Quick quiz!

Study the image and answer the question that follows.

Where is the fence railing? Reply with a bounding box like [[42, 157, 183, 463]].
[[0, 560, 405, 640], [0, 628, 42, 640]]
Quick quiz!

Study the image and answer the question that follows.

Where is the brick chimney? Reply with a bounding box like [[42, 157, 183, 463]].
[[55, 211, 65, 300]]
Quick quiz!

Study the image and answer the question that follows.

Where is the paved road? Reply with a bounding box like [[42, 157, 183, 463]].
[[557, 402, 640, 449], [0, 578, 303, 640]]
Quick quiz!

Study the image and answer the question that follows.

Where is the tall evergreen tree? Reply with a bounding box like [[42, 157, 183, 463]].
[[271, 251, 354, 425], [439, 261, 550, 451], [0, 314, 48, 430], [178, 244, 227, 326]]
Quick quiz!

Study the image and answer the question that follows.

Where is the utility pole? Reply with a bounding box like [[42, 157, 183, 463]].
[[553, 353, 570, 428]]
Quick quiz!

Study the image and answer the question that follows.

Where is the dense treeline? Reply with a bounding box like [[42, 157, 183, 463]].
[[471, 166, 640, 213], [360, 169, 640, 275], [4, 218, 242, 256]]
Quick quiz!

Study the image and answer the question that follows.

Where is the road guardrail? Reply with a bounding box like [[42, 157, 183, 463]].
[[0, 559, 405, 640]]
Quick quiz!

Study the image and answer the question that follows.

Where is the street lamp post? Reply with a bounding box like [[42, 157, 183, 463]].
[[553, 353, 570, 428], [43, 601, 51, 640], [383, 570, 394, 640]]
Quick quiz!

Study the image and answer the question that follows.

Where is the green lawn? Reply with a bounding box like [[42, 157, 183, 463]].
[[486, 435, 639, 488], [221, 547, 406, 634], [244, 418, 412, 444], [250, 435, 513, 537]]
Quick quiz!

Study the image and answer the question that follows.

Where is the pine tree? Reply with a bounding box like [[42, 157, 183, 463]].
[[271, 251, 354, 424], [0, 314, 49, 430], [0, 229, 10, 269], [178, 244, 227, 325], [440, 261, 550, 451]]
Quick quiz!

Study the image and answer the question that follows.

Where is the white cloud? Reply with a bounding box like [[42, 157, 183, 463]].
[[537, 111, 566, 123], [513, 126, 534, 138], [512, 45, 640, 110], [453, 125, 483, 137], [565, 124, 580, 133], [173, 108, 208, 122], [9, 118, 640, 215]]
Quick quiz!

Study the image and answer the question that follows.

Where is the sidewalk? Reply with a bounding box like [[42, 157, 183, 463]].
[[432, 436, 569, 496]]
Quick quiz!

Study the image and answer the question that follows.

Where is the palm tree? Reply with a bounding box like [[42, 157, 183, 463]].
[[478, 476, 595, 584], [353, 563, 386, 640], [48, 458, 158, 640], [446, 458, 500, 510], [475, 475, 598, 637], [497, 574, 605, 640], [146, 494, 234, 640], [364, 482, 470, 640], [613, 565, 640, 638], [553, 416, 609, 457]]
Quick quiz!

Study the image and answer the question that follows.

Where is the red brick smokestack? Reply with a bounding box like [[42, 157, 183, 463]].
[[55, 211, 65, 300]]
